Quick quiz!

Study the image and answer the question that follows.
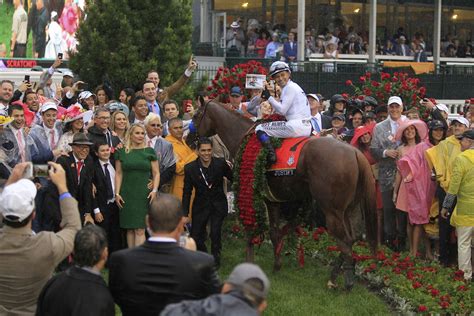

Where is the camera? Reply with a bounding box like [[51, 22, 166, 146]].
[[57, 53, 63, 59], [23, 163, 50, 179], [24, 75, 30, 83]]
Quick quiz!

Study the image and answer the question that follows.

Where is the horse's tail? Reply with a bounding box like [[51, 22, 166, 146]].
[[355, 150, 377, 254]]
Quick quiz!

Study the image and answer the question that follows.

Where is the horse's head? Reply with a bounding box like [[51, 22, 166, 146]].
[[191, 100, 217, 137]]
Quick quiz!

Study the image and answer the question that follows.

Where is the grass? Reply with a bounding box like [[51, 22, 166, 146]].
[[105, 233, 390, 316], [1, 3, 34, 58]]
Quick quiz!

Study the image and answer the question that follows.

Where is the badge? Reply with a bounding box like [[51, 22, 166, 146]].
[[287, 154, 294, 166]]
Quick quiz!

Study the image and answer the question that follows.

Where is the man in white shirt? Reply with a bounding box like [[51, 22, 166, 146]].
[[307, 93, 331, 135], [10, 0, 28, 57], [0, 80, 14, 111], [4, 104, 32, 166]]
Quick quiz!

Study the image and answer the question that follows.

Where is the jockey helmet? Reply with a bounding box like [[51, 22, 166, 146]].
[[269, 61, 291, 77]]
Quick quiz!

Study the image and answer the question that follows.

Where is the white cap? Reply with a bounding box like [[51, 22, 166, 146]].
[[41, 101, 58, 113], [387, 96, 403, 107], [307, 94, 320, 102], [63, 70, 74, 77], [435, 103, 449, 114], [51, 11, 58, 19], [78, 91, 96, 100], [0, 179, 37, 222], [451, 116, 469, 128]]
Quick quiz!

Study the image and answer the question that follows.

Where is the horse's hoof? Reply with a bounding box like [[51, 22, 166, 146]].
[[327, 280, 338, 289], [344, 283, 354, 291]]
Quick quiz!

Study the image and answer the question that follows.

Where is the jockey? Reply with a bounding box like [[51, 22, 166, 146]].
[[248, 61, 312, 164]]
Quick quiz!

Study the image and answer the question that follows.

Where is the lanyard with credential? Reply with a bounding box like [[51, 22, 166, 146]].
[[199, 167, 212, 189]]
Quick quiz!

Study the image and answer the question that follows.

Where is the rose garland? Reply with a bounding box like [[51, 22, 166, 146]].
[[232, 114, 284, 245]]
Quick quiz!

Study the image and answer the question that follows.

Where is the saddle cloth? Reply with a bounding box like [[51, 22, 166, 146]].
[[267, 137, 311, 176]]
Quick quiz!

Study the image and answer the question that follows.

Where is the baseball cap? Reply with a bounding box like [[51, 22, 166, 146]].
[[307, 94, 320, 102], [456, 129, 474, 140], [230, 86, 242, 97], [226, 263, 270, 299], [387, 96, 403, 107], [41, 101, 58, 113], [435, 103, 449, 114], [451, 117, 469, 128], [63, 70, 74, 78], [332, 114, 345, 121], [0, 179, 37, 222], [428, 120, 446, 130], [78, 91, 96, 100]]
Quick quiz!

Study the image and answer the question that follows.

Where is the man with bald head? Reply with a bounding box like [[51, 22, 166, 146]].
[[108, 193, 220, 316]]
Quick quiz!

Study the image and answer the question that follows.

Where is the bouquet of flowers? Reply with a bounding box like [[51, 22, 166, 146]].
[[346, 72, 431, 119], [207, 60, 268, 103]]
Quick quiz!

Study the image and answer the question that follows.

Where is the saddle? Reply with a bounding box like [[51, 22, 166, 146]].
[[267, 137, 311, 176]]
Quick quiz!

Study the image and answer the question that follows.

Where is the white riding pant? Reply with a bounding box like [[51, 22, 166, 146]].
[[255, 118, 312, 138]]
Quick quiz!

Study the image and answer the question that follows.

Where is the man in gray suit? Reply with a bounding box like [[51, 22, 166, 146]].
[[0, 162, 81, 314], [144, 113, 176, 191], [370, 96, 407, 251]]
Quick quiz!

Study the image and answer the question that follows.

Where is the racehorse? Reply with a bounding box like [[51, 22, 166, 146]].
[[192, 101, 377, 289]]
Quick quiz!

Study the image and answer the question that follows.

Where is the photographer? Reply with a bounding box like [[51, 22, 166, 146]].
[[0, 162, 81, 314]]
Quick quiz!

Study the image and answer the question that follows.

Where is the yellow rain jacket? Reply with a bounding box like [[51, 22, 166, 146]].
[[448, 149, 474, 227], [425, 135, 461, 191]]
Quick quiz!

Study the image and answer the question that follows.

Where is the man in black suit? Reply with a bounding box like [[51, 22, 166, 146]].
[[87, 108, 121, 158], [182, 137, 233, 267], [36, 225, 114, 316], [56, 133, 95, 225], [108, 193, 221, 316], [92, 142, 122, 254], [307, 94, 331, 134]]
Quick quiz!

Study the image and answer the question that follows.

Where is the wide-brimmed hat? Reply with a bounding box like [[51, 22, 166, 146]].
[[395, 119, 428, 141], [68, 132, 93, 146], [62, 104, 93, 124], [0, 111, 13, 126], [230, 21, 240, 28], [350, 122, 376, 147]]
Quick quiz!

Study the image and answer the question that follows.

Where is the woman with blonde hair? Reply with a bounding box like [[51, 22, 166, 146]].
[[115, 124, 160, 247], [110, 110, 129, 143]]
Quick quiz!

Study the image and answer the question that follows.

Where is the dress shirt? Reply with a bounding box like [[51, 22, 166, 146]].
[[148, 236, 177, 243], [93, 159, 115, 214], [134, 118, 145, 125], [73, 154, 84, 181], [44, 125, 58, 150], [147, 135, 158, 148], [147, 101, 161, 116], [312, 113, 322, 131]]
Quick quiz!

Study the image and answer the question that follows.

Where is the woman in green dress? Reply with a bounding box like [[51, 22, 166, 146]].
[[115, 124, 160, 247]]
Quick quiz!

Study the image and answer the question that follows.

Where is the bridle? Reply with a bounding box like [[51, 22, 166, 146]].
[[193, 98, 214, 136]]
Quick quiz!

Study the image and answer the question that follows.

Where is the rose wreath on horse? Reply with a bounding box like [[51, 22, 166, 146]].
[[189, 61, 378, 290]]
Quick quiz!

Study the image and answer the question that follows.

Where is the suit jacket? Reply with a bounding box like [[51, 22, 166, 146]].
[[92, 159, 115, 213], [2, 126, 34, 167], [394, 43, 412, 56], [182, 158, 233, 217], [152, 137, 176, 187], [321, 113, 332, 129], [57, 153, 94, 217], [370, 118, 398, 192], [36, 266, 115, 316], [87, 126, 121, 154], [108, 241, 221, 316], [0, 197, 81, 315], [283, 41, 297, 60], [28, 122, 63, 163]]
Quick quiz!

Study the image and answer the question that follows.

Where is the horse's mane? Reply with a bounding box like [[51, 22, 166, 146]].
[[208, 100, 254, 123]]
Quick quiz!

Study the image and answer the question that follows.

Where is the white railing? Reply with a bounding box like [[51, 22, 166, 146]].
[[308, 53, 474, 64]]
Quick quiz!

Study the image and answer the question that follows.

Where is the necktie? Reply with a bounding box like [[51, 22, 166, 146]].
[[311, 117, 321, 133], [103, 163, 114, 201], [147, 139, 152, 148], [49, 129, 56, 149], [105, 131, 111, 147], [76, 161, 83, 181], [16, 130, 25, 162]]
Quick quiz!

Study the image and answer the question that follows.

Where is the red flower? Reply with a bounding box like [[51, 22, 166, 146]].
[[418, 305, 427, 312], [206, 86, 213, 91], [346, 80, 353, 86], [365, 71, 371, 78], [363, 88, 372, 96], [371, 80, 380, 87], [391, 77, 399, 82], [384, 83, 391, 93], [327, 246, 340, 252], [439, 301, 450, 309], [358, 95, 365, 100], [359, 76, 366, 82], [457, 285, 467, 291], [430, 288, 440, 297], [341, 93, 349, 99], [376, 251, 387, 261], [454, 269, 465, 277], [381, 72, 391, 80], [232, 225, 240, 233], [412, 281, 422, 289], [312, 231, 319, 241]]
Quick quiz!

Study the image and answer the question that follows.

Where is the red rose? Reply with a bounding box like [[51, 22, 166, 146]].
[[363, 88, 372, 96], [418, 305, 427, 312], [391, 77, 399, 82], [439, 301, 450, 309], [371, 80, 380, 87], [412, 281, 422, 289], [206, 86, 213, 91], [430, 288, 440, 297], [346, 80, 353, 86], [365, 71, 371, 78], [341, 93, 349, 99], [457, 285, 467, 291], [359, 76, 366, 82], [384, 83, 391, 92], [381, 72, 391, 80]]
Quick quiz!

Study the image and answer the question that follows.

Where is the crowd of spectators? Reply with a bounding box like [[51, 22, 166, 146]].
[[224, 18, 473, 61], [0, 44, 472, 314]]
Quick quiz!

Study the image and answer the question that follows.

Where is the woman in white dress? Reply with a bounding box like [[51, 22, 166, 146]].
[[45, 11, 67, 59]]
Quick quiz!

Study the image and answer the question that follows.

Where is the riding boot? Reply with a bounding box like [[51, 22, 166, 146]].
[[256, 131, 277, 165]]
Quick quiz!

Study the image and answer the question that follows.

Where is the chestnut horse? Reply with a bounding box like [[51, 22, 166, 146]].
[[192, 101, 377, 289]]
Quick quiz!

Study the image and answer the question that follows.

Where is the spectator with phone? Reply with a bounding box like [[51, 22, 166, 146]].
[[0, 162, 81, 315]]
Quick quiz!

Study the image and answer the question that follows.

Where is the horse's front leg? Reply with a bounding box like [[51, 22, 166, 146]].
[[267, 201, 282, 272]]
